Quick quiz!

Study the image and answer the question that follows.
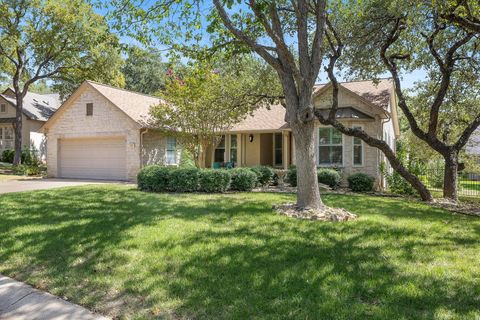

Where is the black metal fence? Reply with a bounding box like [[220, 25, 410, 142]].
[[421, 169, 480, 198]]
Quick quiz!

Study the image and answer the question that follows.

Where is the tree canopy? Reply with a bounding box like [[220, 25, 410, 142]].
[[0, 0, 125, 164], [150, 54, 281, 168], [122, 46, 168, 95]]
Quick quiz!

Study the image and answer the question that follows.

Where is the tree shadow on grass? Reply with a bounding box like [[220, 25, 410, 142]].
[[0, 185, 479, 319]]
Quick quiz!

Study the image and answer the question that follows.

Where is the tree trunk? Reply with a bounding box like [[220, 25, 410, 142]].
[[443, 152, 459, 201], [291, 121, 323, 209], [13, 94, 23, 165]]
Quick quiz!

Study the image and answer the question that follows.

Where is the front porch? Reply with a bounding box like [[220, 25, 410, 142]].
[[207, 131, 294, 170]]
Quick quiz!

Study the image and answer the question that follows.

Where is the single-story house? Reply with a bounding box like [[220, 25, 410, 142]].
[[41, 79, 399, 187], [0, 88, 61, 159], [207, 79, 399, 188]]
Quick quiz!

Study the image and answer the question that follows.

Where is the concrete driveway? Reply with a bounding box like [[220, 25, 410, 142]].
[[0, 178, 125, 194]]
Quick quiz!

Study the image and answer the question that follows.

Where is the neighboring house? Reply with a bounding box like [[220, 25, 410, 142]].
[[0, 88, 61, 159], [466, 128, 480, 159], [42, 79, 399, 187]]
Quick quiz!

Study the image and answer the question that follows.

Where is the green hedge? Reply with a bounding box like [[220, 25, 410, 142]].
[[348, 173, 375, 192], [317, 169, 341, 188], [168, 168, 200, 192], [199, 169, 231, 193], [229, 168, 258, 191], [287, 166, 342, 188], [138, 166, 250, 193], [250, 166, 274, 186], [137, 165, 172, 192], [1, 148, 41, 165]]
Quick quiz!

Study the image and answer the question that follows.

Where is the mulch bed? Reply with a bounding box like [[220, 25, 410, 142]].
[[273, 203, 357, 221]]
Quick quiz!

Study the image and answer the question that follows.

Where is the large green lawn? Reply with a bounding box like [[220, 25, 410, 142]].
[[0, 185, 479, 319]]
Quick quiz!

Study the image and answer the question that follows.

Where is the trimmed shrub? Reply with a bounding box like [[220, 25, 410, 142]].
[[230, 168, 257, 191], [137, 165, 171, 192], [1, 149, 14, 163], [317, 169, 342, 188], [168, 168, 200, 192], [250, 166, 274, 186], [348, 173, 375, 192], [1, 148, 41, 165], [198, 169, 231, 193], [287, 165, 297, 187]]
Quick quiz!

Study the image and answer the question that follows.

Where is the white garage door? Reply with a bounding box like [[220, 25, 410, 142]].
[[59, 137, 127, 180]]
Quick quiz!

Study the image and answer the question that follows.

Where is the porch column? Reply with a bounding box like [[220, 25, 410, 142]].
[[225, 134, 231, 162], [236, 134, 242, 167], [282, 131, 290, 170], [291, 133, 296, 165]]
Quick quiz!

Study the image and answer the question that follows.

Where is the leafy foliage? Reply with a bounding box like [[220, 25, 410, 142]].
[[150, 54, 281, 168], [167, 168, 200, 192], [198, 169, 231, 193], [250, 166, 274, 187], [317, 169, 341, 189], [122, 46, 168, 95], [348, 173, 375, 192], [229, 168, 257, 191]]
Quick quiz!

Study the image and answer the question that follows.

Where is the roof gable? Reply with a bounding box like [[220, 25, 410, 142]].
[[313, 79, 393, 110], [86, 81, 164, 126]]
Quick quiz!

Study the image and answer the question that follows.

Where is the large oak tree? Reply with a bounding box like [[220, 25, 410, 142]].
[[108, 0, 329, 209], [0, 0, 124, 165]]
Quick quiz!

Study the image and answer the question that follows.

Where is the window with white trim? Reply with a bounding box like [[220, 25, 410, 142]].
[[0, 104, 6, 113], [214, 135, 225, 163], [318, 127, 343, 165], [353, 126, 363, 166], [166, 137, 177, 165], [0, 127, 14, 150]]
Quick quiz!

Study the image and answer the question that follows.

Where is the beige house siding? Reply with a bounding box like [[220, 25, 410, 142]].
[[44, 86, 141, 180], [314, 86, 385, 118], [142, 130, 168, 166]]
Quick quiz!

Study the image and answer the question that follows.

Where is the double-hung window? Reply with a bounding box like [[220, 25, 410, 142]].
[[166, 137, 177, 165], [318, 127, 343, 165], [214, 135, 225, 163], [0, 104, 6, 113], [0, 127, 14, 150], [352, 126, 363, 166]]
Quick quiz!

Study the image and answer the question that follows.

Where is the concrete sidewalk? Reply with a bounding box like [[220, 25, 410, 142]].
[[0, 275, 108, 320]]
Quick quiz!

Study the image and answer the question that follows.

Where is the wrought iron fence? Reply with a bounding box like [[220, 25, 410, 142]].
[[420, 169, 480, 198]]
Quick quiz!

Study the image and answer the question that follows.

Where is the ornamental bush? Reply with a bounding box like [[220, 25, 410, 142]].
[[347, 173, 375, 192], [168, 168, 200, 192], [250, 166, 274, 186], [317, 169, 342, 189], [1, 149, 14, 163], [137, 165, 172, 192], [287, 165, 297, 187], [198, 169, 231, 193], [230, 168, 257, 191]]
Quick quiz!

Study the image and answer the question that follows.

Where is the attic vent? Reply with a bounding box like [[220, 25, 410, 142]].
[[33, 98, 38, 102], [42, 100, 49, 105], [86, 103, 93, 116]]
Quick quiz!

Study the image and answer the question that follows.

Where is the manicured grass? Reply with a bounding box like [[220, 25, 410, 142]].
[[1, 185, 479, 319]]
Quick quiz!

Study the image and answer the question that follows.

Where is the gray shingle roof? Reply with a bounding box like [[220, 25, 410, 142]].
[[0, 90, 61, 121]]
